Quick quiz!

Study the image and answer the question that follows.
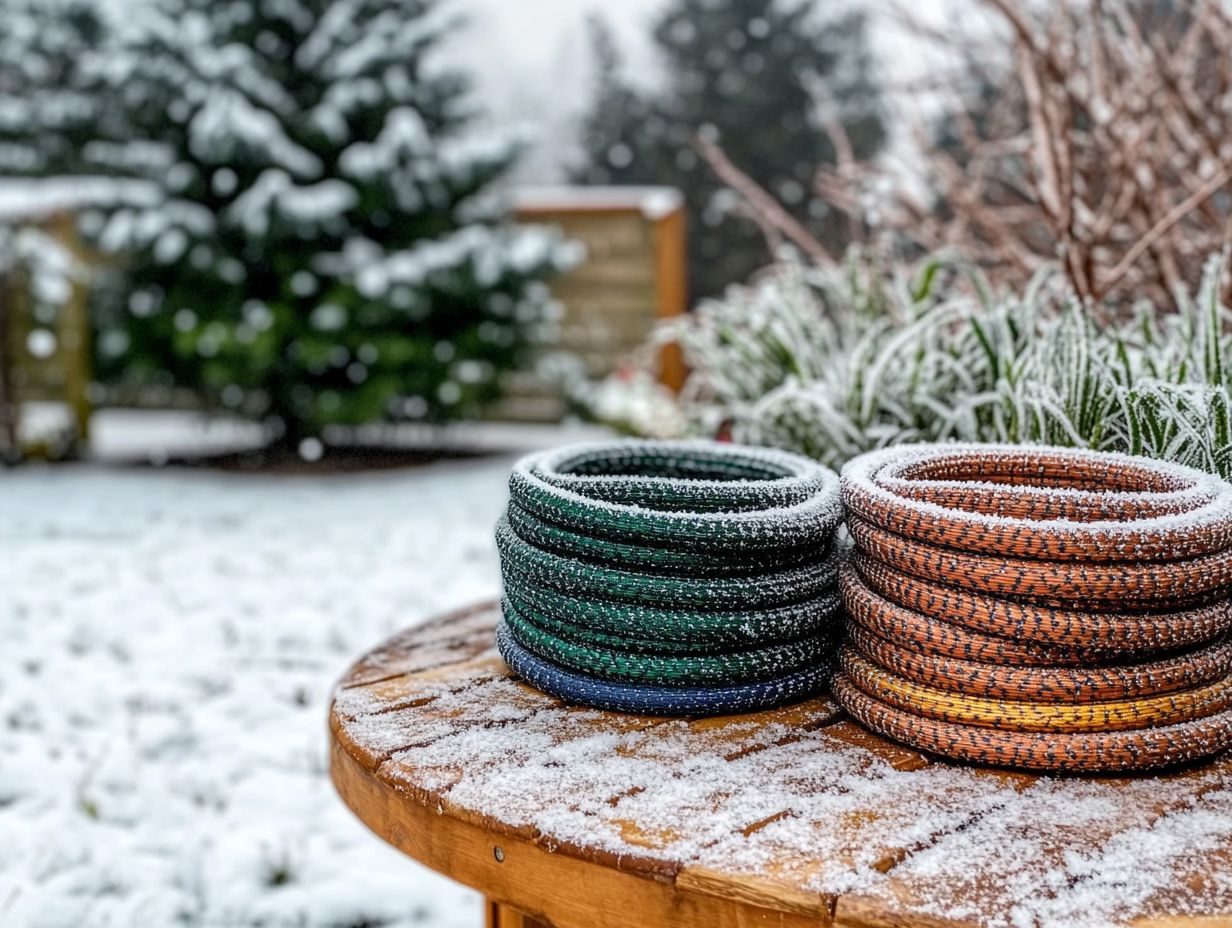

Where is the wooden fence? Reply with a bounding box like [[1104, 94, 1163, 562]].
[[0, 212, 90, 460], [0, 186, 687, 455], [489, 186, 687, 422]]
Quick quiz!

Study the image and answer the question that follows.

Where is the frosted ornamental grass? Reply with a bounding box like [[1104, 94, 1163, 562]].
[[648, 253, 1232, 479]]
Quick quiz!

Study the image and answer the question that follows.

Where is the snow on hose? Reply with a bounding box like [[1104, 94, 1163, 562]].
[[496, 440, 844, 715], [836, 443, 1232, 773]]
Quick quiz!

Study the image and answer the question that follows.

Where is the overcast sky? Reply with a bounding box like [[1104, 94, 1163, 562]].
[[441, 0, 668, 181]]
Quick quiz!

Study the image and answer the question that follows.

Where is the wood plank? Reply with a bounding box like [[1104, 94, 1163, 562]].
[[332, 742, 826, 928], [708, 754, 1028, 908], [333, 654, 508, 719], [334, 659, 551, 770], [1124, 781, 1232, 926], [485, 901, 551, 928], [820, 720, 932, 772], [546, 291, 657, 316], [340, 602, 498, 687], [557, 260, 657, 289], [497, 198, 685, 425], [652, 206, 687, 390], [834, 894, 976, 928], [527, 213, 654, 251], [676, 867, 831, 919]]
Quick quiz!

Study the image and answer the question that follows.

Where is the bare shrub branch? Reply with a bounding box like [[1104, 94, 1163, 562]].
[[703, 0, 1232, 311]]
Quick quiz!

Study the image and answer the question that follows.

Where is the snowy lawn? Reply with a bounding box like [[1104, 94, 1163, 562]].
[[0, 454, 521, 927]]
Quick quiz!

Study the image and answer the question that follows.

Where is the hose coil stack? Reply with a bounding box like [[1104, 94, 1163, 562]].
[[496, 441, 845, 715], [835, 444, 1232, 773]]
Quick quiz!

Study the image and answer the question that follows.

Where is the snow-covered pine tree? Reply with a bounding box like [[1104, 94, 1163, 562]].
[[4, 0, 566, 450], [573, 1, 885, 301], [0, 0, 108, 177]]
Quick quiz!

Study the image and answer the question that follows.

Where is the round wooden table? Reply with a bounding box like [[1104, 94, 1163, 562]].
[[329, 602, 1232, 928]]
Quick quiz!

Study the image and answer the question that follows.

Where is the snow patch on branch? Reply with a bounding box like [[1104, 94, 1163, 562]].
[[338, 107, 429, 178], [315, 224, 562, 299], [98, 199, 215, 259], [227, 170, 357, 237], [296, 1, 451, 80], [189, 89, 321, 179]]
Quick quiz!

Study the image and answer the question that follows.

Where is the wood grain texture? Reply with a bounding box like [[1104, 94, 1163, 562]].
[[485, 901, 550, 928], [653, 206, 687, 392], [329, 602, 1232, 928]]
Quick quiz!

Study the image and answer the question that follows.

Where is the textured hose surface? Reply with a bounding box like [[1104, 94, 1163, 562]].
[[502, 598, 837, 685], [843, 444, 1232, 563], [497, 623, 831, 716], [838, 443, 1232, 772], [497, 440, 844, 714], [840, 648, 1232, 733], [853, 555, 1232, 651], [507, 584, 843, 650], [833, 674, 1232, 772]]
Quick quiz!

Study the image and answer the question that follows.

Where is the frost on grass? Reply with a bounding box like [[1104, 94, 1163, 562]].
[[0, 458, 513, 927], [622, 254, 1232, 480]]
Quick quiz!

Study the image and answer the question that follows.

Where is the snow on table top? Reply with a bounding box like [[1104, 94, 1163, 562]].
[[332, 604, 1232, 928]]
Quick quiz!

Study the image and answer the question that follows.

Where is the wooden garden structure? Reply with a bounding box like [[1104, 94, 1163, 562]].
[[489, 186, 687, 421], [0, 210, 90, 460]]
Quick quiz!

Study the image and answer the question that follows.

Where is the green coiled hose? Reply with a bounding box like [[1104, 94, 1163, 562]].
[[496, 441, 845, 705]]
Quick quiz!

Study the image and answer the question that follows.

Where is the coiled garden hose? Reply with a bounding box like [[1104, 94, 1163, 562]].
[[836, 443, 1232, 772], [496, 440, 844, 715]]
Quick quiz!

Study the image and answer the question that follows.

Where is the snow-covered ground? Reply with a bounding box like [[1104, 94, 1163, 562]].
[[0, 453, 527, 927]]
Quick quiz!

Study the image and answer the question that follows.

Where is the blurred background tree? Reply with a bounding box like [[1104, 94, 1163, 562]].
[[572, 0, 886, 301], [0, 0, 109, 177], [0, 0, 567, 452]]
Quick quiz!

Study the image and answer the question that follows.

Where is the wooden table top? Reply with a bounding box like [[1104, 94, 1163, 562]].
[[328, 602, 1232, 928]]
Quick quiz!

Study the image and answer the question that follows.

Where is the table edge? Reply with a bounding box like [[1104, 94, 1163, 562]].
[[329, 733, 863, 926]]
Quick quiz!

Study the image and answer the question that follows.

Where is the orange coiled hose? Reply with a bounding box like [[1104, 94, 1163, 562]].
[[836, 444, 1232, 773]]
